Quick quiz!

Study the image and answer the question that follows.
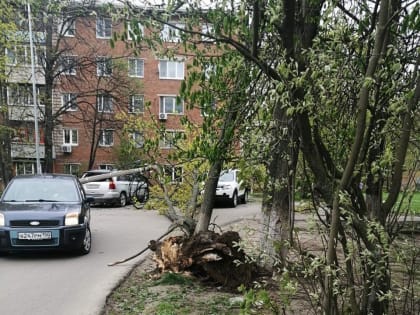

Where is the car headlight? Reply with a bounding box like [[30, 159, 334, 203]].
[[65, 212, 79, 226], [0, 213, 4, 227], [223, 185, 232, 189]]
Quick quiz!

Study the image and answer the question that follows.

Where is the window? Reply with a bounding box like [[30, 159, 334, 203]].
[[164, 165, 183, 182], [63, 129, 78, 145], [64, 164, 80, 176], [159, 59, 184, 79], [127, 22, 144, 41], [5, 47, 16, 65], [201, 23, 213, 41], [99, 129, 114, 146], [159, 96, 183, 114], [16, 162, 37, 175], [60, 55, 77, 75], [131, 132, 144, 148], [128, 58, 144, 77], [99, 164, 114, 170], [97, 57, 112, 76], [160, 130, 184, 149], [96, 16, 112, 38], [61, 16, 76, 36], [201, 99, 217, 116], [13, 127, 44, 144], [129, 94, 144, 113], [97, 94, 113, 112], [161, 23, 184, 42], [5, 45, 44, 66], [62, 93, 78, 111], [7, 85, 45, 106], [204, 63, 216, 80]]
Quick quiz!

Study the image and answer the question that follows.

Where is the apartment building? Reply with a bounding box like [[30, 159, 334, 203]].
[[4, 5, 205, 179]]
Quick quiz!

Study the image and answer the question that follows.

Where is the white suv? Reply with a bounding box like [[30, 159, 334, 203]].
[[215, 169, 248, 207], [81, 170, 149, 207]]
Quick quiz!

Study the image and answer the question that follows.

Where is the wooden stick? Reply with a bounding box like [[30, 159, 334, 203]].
[[108, 226, 176, 266]]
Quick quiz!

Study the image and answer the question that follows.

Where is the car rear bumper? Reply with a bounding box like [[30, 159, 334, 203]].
[[85, 192, 120, 204], [0, 225, 87, 253]]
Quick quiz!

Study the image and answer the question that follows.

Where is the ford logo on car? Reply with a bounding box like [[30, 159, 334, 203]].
[[30, 221, 40, 226]]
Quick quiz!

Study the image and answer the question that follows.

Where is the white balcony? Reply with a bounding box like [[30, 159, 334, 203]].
[[8, 104, 45, 121], [11, 143, 55, 159]]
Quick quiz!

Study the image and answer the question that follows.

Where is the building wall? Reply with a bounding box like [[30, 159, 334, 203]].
[[54, 13, 204, 175]]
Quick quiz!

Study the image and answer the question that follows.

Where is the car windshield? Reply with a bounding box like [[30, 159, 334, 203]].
[[219, 172, 234, 182], [2, 178, 79, 202]]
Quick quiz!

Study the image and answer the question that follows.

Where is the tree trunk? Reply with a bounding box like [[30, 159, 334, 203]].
[[260, 101, 298, 267], [194, 101, 239, 234], [0, 80, 13, 185], [194, 161, 223, 233], [43, 14, 55, 172]]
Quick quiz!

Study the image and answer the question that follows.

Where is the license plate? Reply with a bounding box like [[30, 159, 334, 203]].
[[18, 232, 52, 240]]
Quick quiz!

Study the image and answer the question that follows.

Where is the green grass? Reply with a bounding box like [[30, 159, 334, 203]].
[[103, 271, 241, 315], [408, 192, 420, 214], [387, 191, 420, 215]]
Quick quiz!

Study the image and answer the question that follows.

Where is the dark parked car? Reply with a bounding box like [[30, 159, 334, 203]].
[[0, 174, 92, 255]]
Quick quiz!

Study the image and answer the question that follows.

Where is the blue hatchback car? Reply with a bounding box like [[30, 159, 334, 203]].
[[0, 174, 92, 255]]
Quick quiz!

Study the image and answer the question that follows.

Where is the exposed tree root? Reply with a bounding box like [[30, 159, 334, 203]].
[[150, 230, 266, 289]]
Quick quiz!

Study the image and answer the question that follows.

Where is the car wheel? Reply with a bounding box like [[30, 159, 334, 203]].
[[230, 191, 238, 207], [242, 191, 249, 204], [118, 192, 127, 207], [133, 187, 149, 209], [142, 187, 149, 202], [79, 226, 91, 255]]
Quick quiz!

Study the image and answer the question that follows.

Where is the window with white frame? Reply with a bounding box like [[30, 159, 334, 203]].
[[129, 94, 144, 113], [201, 23, 213, 41], [97, 56, 112, 76], [5, 47, 17, 65], [63, 129, 78, 145], [97, 94, 113, 112], [201, 99, 217, 116], [160, 130, 184, 149], [96, 16, 112, 38], [128, 58, 144, 77], [130, 131, 144, 148], [164, 165, 183, 182], [60, 55, 77, 75], [64, 163, 80, 176], [127, 22, 144, 41], [160, 23, 184, 42], [61, 16, 76, 36], [204, 63, 217, 80], [5, 45, 44, 66], [7, 85, 45, 106], [16, 162, 38, 175], [159, 59, 184, 79], [62, 93, 78, 111], [159, 95, 183, 114], [99, 129, 114, 146]]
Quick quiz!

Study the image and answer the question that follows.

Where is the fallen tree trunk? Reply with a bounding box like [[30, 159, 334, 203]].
[[150, 230, 263, 289]]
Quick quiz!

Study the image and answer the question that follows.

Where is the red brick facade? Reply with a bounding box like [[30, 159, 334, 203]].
[[52, 14, 204, 175]]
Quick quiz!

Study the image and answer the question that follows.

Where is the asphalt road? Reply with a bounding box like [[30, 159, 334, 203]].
[[0, 207, 171, 315], [0, 201, 261, 315]]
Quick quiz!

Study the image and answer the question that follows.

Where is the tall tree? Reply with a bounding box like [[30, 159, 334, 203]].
[[121, 0, 419, 312], [0, 1, 20, 185]]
